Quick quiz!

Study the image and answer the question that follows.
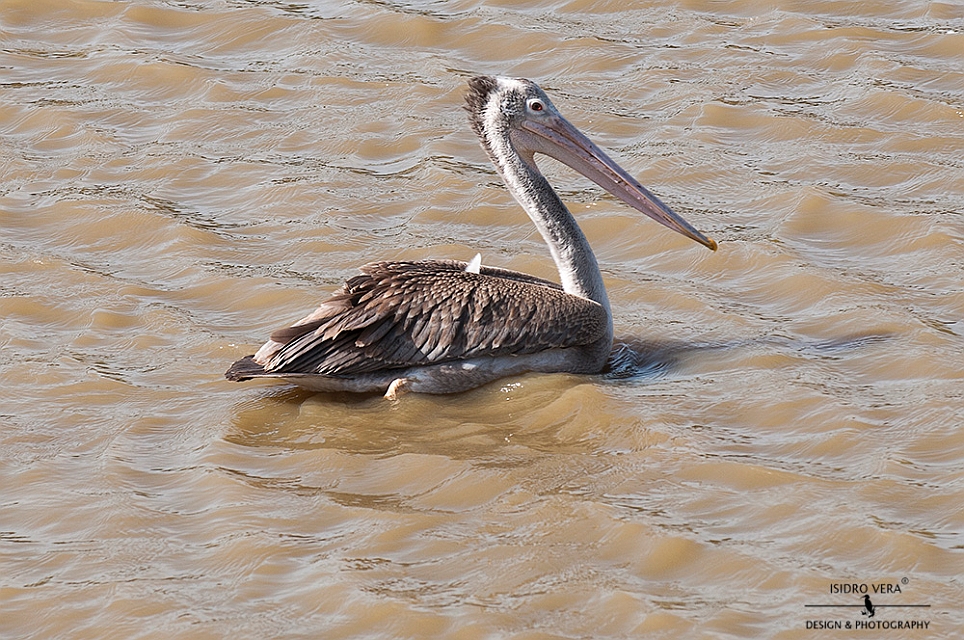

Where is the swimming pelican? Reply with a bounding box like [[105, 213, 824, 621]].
[[226, 76, 716, 397]]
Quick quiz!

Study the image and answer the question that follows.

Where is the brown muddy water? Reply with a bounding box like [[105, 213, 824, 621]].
[[2, 0, 964, 638]]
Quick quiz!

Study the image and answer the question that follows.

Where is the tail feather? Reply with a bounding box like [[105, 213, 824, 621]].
[[225, 355, 266, 381]]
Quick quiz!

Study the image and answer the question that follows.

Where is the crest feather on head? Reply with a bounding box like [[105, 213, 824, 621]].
[[464, 75, 499, 139]]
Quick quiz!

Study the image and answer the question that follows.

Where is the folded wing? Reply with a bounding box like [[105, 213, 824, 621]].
[[252, 259, 608, 377]]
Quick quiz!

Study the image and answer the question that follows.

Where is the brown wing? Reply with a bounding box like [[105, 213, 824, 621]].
[[260, 259, 608, 376]]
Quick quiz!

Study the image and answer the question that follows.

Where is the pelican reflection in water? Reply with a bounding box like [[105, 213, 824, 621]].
[[226, 76, 716, 398]]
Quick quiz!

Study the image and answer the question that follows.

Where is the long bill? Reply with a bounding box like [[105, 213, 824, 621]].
[[515, 115, 717, 251]]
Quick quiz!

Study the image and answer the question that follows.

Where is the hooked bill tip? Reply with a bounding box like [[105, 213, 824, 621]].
[[706, 237, 718, 251]]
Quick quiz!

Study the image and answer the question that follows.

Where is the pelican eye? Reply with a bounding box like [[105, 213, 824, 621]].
[[528, 99, 545, 112]]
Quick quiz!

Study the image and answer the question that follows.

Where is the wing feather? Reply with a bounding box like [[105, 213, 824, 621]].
[[260, 259, 608, 376]]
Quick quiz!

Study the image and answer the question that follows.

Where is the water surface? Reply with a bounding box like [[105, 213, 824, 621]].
[[2, 0, 963, 637]]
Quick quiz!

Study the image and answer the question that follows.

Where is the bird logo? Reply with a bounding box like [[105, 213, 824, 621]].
[[861, 594, 876, 618]]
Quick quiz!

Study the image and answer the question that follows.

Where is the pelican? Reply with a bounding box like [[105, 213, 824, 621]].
[[226, 76, 716, 397]]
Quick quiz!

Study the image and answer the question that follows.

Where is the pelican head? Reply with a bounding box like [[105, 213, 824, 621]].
[[466, 76, 716, 251]]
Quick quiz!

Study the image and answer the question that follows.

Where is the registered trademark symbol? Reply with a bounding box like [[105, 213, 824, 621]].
[[901, 577, 909, 585]]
